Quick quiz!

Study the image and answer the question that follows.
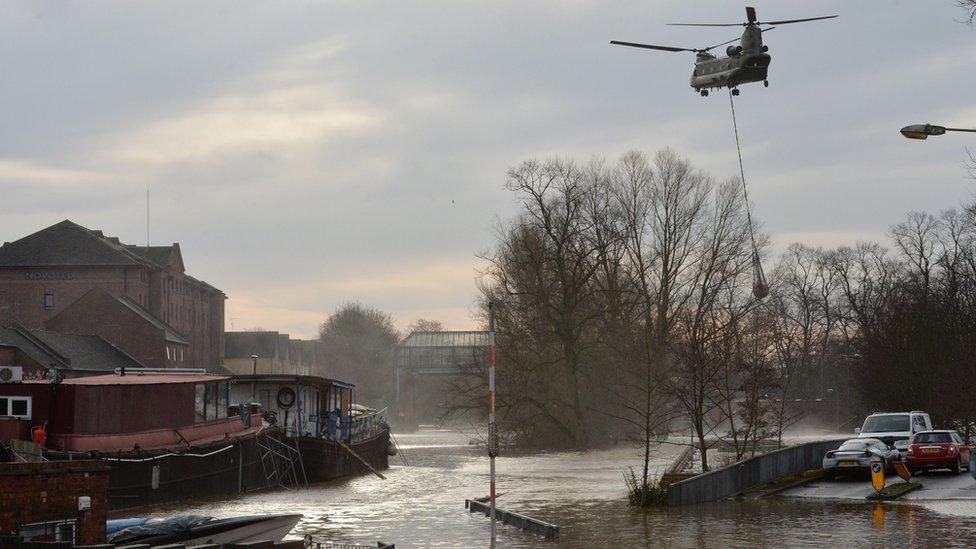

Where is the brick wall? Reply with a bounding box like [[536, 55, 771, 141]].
[[0, 266, 149, 329], [0, 460, 109, 545], [0, 266, 225, 371], [45, 289, 167, 369]]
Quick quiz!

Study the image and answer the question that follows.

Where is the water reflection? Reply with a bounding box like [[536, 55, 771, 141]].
[[125, 429, 976, 548]]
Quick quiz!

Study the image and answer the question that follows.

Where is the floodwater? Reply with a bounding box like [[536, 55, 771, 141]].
[[128, 428, 976, 548]]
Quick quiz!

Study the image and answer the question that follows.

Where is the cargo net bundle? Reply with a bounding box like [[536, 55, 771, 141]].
[[729, 89, 768, 300]]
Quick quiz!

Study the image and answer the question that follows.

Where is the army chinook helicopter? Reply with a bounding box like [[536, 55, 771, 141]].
[[611, 7, 837, 96]]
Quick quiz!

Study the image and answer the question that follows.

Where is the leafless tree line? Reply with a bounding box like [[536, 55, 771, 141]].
[[450, 148, 976, 485]]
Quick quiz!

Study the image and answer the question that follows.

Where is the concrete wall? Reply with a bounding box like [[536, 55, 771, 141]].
[[667, 439, 847, 506]]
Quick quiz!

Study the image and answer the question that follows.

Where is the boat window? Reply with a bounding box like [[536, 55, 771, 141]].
[[206, 383, 217, 421], [218, 381, 228, 419], [862, 415, 909, 433], [195, 384, 206, 422], [259, 389, 272, 411], [0, 396, 31, 420]]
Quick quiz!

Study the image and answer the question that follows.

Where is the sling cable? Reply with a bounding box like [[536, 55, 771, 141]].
[[728, 89, 768, 299]]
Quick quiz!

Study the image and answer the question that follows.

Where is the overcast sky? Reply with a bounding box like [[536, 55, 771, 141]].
[[2, 1, 974, 338]]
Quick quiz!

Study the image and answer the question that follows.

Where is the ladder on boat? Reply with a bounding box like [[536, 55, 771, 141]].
[[255, 432, 308, 490]]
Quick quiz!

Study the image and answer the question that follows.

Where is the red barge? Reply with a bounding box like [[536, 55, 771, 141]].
[[0, 369, 390, 509]]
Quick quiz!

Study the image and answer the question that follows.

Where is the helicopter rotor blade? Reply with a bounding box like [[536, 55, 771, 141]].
[[668, 14, 836, 27], [667, 22, 745, 27], [702, 35, 743, 51], [610, 40, 697, 53], [758, 15, 837, 25], [761, 26, 776, 33]]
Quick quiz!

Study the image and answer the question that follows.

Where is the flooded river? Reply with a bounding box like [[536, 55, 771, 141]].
[[130, 428, 976, 547]]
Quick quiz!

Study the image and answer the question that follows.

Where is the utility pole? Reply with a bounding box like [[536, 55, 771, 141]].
[[487, 301, 497, 544]]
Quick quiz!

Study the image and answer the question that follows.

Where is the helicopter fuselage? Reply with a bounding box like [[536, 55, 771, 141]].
[[690, 50, 771, 91]]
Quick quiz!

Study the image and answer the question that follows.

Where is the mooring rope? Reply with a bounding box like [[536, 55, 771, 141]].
[[728, 89, 768, 297]]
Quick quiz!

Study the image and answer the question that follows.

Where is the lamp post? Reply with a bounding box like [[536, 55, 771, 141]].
[[486, 302, 497, 545], [900, 123, 976, 140], [825, 388, 837, 429], [250, 354, 258, 403]]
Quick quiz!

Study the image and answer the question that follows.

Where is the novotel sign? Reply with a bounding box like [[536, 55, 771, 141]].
[[24, 271, 73, 281]]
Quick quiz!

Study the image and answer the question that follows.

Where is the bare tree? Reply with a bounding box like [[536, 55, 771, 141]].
[[957, 0, 976, 24], [405, 318, 444, 334], [319, 302, 400, 408], [664, 179, 755, 471]]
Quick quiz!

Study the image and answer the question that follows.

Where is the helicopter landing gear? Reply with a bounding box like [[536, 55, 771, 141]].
[[731, 88, 740, 96], [763, 80, 769, 88], [700, 89, 709, 97]]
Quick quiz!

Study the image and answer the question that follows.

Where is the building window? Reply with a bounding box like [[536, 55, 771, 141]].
[[166, 346, 172, 361], [20, 520, 76, 544], [179, 347, 184, 363], [43, 293, 54, 311], [0, 396, 32, 419]]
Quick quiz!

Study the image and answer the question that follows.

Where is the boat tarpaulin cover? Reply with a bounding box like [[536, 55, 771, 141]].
[[108, 515, 215, 544]]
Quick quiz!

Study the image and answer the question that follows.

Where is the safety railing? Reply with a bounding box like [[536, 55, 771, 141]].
[[349, 407, 389, 443], [666, 438, 846, 506]]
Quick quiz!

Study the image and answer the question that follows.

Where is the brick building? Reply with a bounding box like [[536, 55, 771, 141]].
[[44, 288, 189, 370], [0, 460, 109, 545], [0, 220, 225, 370], [0, 323, 144, 379]]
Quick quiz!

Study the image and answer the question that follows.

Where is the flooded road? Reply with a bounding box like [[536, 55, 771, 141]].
[[130, 428, 976, 547]]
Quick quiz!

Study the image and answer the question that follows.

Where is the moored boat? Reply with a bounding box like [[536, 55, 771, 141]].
[[107, 513, 303, 546], [0, 369, 295, 509]]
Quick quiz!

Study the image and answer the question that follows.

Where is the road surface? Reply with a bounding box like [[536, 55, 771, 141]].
[[781, 470, 976, 501]]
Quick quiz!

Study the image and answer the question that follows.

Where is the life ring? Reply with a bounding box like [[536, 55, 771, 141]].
[[276, 387, 296, 409]]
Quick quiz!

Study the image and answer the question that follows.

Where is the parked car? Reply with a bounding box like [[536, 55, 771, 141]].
[[906, 430, 971, 475], [823, 438, 900, 479], [856, 411, 932, 456]]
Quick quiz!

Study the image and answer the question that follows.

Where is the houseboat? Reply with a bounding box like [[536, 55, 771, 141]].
[[229, 374, 391, 483], [0, 368, 287, 509]]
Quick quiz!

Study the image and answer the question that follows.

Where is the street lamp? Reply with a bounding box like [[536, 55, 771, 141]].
[[900, 123, 976, 140], [250, 354, 258, 403], [825, 388, 838, 429]]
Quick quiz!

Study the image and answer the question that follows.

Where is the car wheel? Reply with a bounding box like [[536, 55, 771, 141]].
[[952, 457, 962, 475]]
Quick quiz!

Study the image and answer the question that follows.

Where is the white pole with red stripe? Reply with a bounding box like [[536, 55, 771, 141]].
[[487, 301, 497, 543]]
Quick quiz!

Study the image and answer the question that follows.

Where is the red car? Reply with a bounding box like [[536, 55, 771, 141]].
[[906, 430, 971, 474]]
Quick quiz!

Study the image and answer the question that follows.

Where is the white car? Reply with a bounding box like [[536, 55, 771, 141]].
[[856, 411, 932, 456], [823, 438, 900, 478]]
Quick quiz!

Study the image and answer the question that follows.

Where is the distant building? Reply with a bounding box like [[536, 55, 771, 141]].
[[393, 331, 487, 424], [0, 323, 145, 378], [0, 220, 225, 370], [224, 331, 321, 377]]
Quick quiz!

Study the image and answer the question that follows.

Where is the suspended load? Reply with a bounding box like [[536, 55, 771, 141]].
[[751, 250, 769, 299], [728, 90, 768, 300]]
